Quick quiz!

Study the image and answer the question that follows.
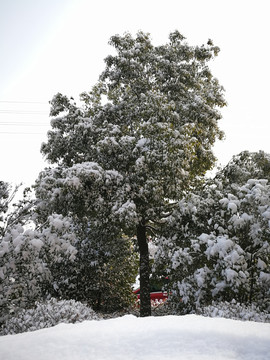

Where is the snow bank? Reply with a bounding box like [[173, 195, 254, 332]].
[[1, 315, 269, 360]]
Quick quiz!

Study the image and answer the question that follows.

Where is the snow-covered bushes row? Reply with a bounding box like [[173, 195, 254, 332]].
[[1, 298, 99, 335], [149, 299, 270, 322], [127, 299, 270, 322], [197, 301, 270, 323]]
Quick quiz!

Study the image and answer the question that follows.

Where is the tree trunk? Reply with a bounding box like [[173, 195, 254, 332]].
[[137, 221, 151, 317], [249, 254, 254, 303]]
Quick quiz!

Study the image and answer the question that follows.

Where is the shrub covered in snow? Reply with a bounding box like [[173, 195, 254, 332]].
[[154, 152, 270, 313], [197, 300, 270, 323], [0, 212, 77, 326], [1, 298, 99, 335]]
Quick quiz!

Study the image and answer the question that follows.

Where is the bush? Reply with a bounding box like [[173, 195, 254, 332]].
[[154, 176, 270, 312], [0, 214, 77, 327], [1, 298, 99, 335], [197, 300, 270, 323]]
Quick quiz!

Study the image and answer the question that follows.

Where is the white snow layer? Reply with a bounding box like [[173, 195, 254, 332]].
[[1, 315, 270, 360]]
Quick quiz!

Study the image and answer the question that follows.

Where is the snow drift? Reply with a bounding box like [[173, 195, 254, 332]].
[[0, 315, 269, 360]]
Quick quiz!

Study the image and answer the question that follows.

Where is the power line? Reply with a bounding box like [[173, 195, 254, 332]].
[[0, 123, 49, 126], [0, 100, 48, 104], [0, 101, 52, 135], [0, 131, 46, 135], [0, 112, 48, 116]]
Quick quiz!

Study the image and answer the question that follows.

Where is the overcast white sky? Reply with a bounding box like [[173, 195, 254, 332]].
[[1, 0, 270, 186]]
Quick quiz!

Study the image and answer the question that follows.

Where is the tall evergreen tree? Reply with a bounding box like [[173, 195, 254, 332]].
[[35, 31, 226, 316]]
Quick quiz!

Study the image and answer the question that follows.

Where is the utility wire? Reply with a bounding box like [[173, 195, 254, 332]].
[[0, 131, 45, 135], [0, 122, 48, 125], [0, 101, 50, 135], [0, 111, 48, 115], [0, 100, 48, 104]]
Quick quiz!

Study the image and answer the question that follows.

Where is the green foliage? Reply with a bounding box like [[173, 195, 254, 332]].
[[50, 223, 138, 313]]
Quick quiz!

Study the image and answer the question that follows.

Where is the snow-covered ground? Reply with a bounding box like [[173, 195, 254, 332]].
[[1, 314, 269, 360]]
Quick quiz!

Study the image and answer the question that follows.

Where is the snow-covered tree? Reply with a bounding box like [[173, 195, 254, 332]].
[[154, 151, 270, 313], [35, 31, 226, 316]]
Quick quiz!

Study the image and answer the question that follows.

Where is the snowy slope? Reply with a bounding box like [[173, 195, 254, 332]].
[[1, 315, 269, 360]]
